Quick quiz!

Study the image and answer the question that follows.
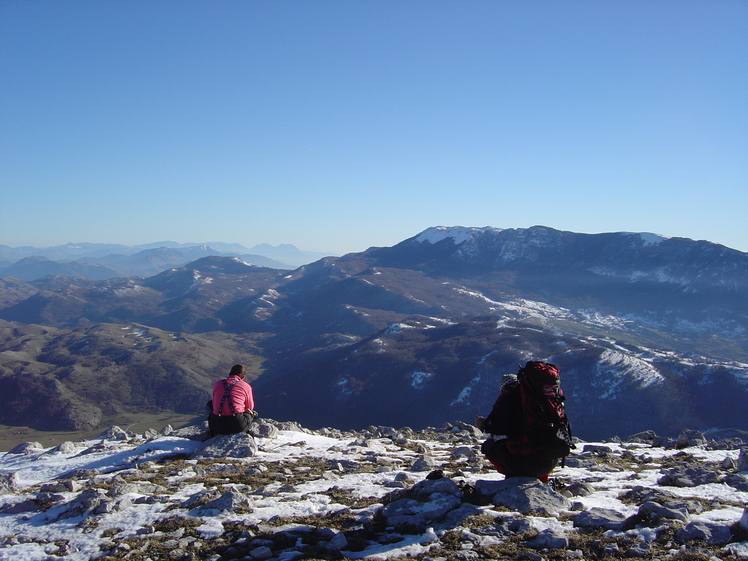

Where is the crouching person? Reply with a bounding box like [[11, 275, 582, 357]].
[[208, 364, 258, 437], [475, 362, 573, 483]]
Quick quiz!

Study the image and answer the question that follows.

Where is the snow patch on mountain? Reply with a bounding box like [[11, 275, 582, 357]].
[[450, 375, 482, 407], [334, 377, 353, 398], [112, 284, 149, 297], [420, 316, 456, 328], [627, 232, 669, 245], [453, 287, 502, 306], [410, 371, 435, 389], [257, 289, 281, 307], [385, 322, 416, 335], [595, 350, 664, 399], [415, 226, 499, 245]]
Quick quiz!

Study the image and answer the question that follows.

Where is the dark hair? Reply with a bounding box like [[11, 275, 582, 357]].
[[229, 364, 245, 378]]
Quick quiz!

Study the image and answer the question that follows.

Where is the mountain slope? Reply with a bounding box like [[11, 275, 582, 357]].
[[0, 226, 746, 438], [0, 320, 263, 431], [253, 315, 748, 440]]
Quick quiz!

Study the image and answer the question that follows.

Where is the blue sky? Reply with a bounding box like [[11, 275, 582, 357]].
[[1, 1, 746, 255]]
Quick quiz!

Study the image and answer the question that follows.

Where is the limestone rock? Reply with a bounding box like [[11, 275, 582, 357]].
[[198, 489, 251, 513], [7, 442, 43, 455], [573, 507, 627, 531], [248, 420, 280, 439], [190, 433, 258, 460], [675, 521, 732, 545], [676, 429, 707, 448], [410, 454, 436, 472], [474, 477, 570, 516], [738, 447, 748, 472], [0, 472, 19, 494], [99, 426, 133, 440]]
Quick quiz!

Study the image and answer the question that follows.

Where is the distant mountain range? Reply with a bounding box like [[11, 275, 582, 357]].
[[0, 241, 333, 280], [0, 226, 746, 440]]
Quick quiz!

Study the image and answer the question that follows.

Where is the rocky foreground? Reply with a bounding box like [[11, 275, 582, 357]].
[[0, 420, 747, 561]]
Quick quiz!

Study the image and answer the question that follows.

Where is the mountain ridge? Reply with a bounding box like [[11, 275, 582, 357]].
[[0, 242, 333, 279], [0, 225, 746, 439]]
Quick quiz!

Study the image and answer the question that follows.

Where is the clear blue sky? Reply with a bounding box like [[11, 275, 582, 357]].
[[1, 1, 746, 255]]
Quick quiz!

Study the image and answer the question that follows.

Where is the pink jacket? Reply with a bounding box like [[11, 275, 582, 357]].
[[212, 375, 254, 415]]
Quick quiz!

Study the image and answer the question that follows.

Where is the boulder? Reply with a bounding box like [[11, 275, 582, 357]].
[[740, 506, 748, 531], [190, 433, 258, 460], [99, 426, 133, 441], [563, 481, 595, 497], [651, 435, 676, 448], [169, 424, 209, 441], [249, 546, 273, 560], [526, 529, 569, 549], [381, 493, 462, 532], [198, 489, 252, 513], [573, 507, 627, 531], [325, 531, 348, 551], [637, 501, 689, 522], [564, 456, 597, 468], [582, 444, 612, 455], [380, 476, 463, 532], [451, 446, 478, 460], [675, 521, 732, 545], [626, 430, 657, 443], [51, 441, 77, 454], [181, 489, 221, 509], [0, 472, 19, 494], [410, 454, 436, 472], [7, 441, 43, 455], [725, 473, 748, 491], [676, 429, 707, 449], [47, 488, 108, 522], [474, 477, 570, 516], [248, 421, 280, 439], [658, 466, 721, 487], [619, 485, 677, 505], [738, 447, 748, 472], [624, 543, 652, 558]]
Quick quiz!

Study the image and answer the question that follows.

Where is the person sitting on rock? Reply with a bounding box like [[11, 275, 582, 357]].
[[208, 364, 257, 437]]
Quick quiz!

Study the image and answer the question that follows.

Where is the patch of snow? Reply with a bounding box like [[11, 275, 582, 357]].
[[595, 350, 664, 399], [453, 287, 503, 306], [627, 232, 669, 245], [0, 424, 747, 561], [335, 378, 352, 398], [449, 375, 482, 406], [410, 371, 435, 390], [385, 323, 415, 335], [415, 226, 500, 246]]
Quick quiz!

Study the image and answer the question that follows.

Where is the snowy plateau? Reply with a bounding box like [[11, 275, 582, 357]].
[[1, 418, 748, 561]]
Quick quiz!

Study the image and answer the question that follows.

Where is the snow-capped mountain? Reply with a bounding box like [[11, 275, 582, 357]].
[[0, 226, 746, 441], [0, 419, 747, 561]]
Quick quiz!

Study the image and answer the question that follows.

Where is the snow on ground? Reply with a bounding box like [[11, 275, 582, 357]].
[[0, 423, 747, 561]]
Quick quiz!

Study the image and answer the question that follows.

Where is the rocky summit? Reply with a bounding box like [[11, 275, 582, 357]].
[[0, 419, 747, 561]]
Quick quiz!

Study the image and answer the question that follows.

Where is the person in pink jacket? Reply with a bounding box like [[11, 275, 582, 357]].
[[208, 364, 257, 436]]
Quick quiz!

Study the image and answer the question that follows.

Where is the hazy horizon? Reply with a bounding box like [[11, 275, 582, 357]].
[[2, 2, 746, 254]]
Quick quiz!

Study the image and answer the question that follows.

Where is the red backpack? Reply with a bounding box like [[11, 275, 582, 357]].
[[512, 361, 574, 460], [484, 361, 574, 463]]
